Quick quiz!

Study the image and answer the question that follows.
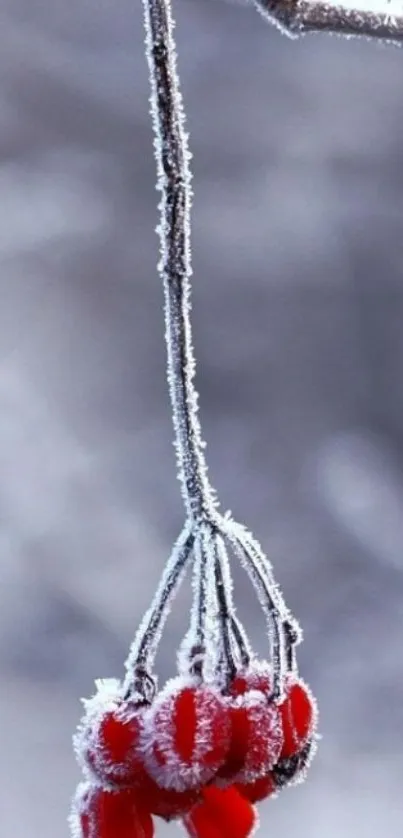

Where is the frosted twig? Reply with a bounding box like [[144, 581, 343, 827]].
[[236, 527, 302, 672], [255, 0, 403, 43], [226, 530, 286, 699], [123, 524, 194, 693], [142, 0, 217, 523], [234, 524, 300, 623], [183, 532, 211, 677], [229, 614, 252, 668], [210, 534, 239, 685], [214, 534, 252, 669]]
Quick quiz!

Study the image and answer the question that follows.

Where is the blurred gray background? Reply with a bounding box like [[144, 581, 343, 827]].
[[0, 0, 403, 836]]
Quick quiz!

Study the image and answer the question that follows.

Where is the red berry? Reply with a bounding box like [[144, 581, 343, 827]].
[[144, 677, 231, 791], [231, 666, 317, 762], [236, 772, 277, 803], [73, 783, 154, 838], [218, 691, 282, 784], [183, 786, 257, 838], [278, 678, 316, 759], [83, 703, 148, 787], [74, 679, 149, 788]]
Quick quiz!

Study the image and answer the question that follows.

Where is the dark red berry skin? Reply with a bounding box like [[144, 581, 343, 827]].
[[278, 680, 315, 759], [79, 785, 154, 838]]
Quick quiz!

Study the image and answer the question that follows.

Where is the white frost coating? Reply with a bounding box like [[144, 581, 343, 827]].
[[250, 805, 260, 838], [234, 658, 273, 690], [69, 781, 92, 838], [289, 734, 319, 787], [142, 675, 230, 791]]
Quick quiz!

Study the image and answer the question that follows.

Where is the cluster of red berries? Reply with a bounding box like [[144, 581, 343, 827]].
[[71, 661, 317, 838]]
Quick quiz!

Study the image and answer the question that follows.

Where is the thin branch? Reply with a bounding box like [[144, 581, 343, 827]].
[[179, 532, 211, 678], [142, 0, 217, 522], [214, 533, 252, 670], [213, 535, 239, 684], [255, 0, 403, 44]]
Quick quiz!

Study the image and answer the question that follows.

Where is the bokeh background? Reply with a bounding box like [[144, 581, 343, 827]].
[[0, 0, 403, 835]]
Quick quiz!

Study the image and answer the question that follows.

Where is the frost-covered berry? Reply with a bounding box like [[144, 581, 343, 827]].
[[86, 705, 148, 787], [231, 665, 317, 764], [218, 690, 283, 784], [144, 676, 231, 791], [74, 679, 149, 788], [71, 782, 154, 838], [183, 785, 257, 838], [278, 678, 316, 759]]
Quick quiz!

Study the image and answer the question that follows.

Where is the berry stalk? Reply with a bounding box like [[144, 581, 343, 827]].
[[123, 525, 194, 695], [227, 530, 286, 700]]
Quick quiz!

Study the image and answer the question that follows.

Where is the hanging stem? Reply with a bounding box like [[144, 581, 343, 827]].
[[226, 530, 285, 699], [123, 524, 194, 695], [142, 0, 217, 522], [214, 535, 252, 671], [229, 614, 252, 669], [184, 533, 210, 678], [229, 521, 302, 664], [212, 534, 240, 685]]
